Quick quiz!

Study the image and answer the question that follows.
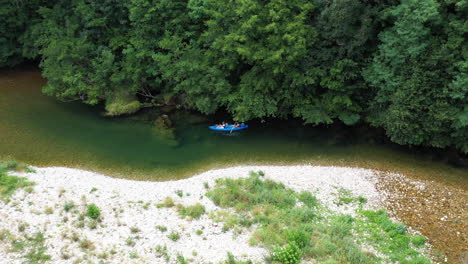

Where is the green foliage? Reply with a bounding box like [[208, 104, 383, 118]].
[[207, 173, 380, 263], [167, 231, 180, 241], [86, 204, 101, 219], [178, 203, 206, 219], [2, 0, 466, 153], [63, 201, 74, 212], [157, 197, 175, 208], [0, 161, 34, 199], [364, 0, 468, 152], [176, 254, 188, 264], [104, 92, 141, 116], [357, 209, 431, 263], [223, 252, 253, 264], [272, 242, 302, 264], [412, 235, 426, 248], [23, 232, 51, 264]]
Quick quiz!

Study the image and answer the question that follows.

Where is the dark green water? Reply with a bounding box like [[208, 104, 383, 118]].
[[1, 70, 467, 184]]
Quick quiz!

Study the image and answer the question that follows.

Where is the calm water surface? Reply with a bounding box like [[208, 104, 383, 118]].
[[1, 70, 467, 185]]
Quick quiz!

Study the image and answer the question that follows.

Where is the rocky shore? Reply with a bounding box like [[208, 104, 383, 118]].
[[0, 165, 435, 263]]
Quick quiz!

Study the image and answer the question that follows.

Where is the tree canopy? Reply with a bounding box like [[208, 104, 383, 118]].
[[1, 0, 467, 153]]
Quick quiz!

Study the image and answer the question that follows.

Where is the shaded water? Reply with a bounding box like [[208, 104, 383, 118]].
[[0, 69, 467, 186]]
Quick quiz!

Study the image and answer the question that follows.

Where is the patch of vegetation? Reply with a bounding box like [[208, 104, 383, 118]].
[[23, 232, 51, 263], [129, 250, 139, 259], [44, 207, 54, 215], [126, 237, 136, 247], [63, 201, 74, 212], [355, 209, 431, 263], [195, 229, 203, 235], [79, 239, 95, 251], [177, 203, 206, 219], [157, 197, 175, 208], [0, 161, 34, 199], [155, 225, 168, 232], [223, 252, 253, 264], [177, 254, 188, 264], [167, 231, 180, 241], [206, 172, 431, 263], [86, 204, 101, 219], [175, 190, 183, 197], [334, 188, 367, 206], [130, 227, 141, 233], [272, 242, 301, 264], [155, 244, 170, 262]]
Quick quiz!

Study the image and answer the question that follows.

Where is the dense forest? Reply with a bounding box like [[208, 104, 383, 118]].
[[1, 0, 467, 153]]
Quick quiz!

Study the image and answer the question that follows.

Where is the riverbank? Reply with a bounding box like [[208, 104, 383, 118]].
[[0, 165, 457, 263]]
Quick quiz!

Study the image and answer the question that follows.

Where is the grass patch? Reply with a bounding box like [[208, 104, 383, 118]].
[[355, 209, 431, 263], [167, 231, 180, 241], [155, 225, 168, 232], [23, 232, 51, 263], [63, 201, 74, 212], [206, 172, 431, 263], [0, 161, 34, 199], [177, 203, 205, 219], [157, 197, 175, 208]]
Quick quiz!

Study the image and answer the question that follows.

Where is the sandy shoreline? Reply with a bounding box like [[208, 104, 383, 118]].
[[0, 165, 413, 263]]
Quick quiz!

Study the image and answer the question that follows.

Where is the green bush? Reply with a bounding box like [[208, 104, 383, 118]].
[[64, 201, 74, 212], [168, 231, 180, 241], [178, 203, 205, 219], [272, 242, 302, 264], [86, 204, 101, 219], [286, 229, 310, 249]]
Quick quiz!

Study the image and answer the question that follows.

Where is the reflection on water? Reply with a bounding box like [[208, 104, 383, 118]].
[[0, 69, 467, 186]]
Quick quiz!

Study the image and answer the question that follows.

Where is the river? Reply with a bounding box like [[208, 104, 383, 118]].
[[1, 69, 467, 262]]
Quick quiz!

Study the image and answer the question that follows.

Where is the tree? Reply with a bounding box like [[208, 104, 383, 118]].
[[364, 0, 468, 152]]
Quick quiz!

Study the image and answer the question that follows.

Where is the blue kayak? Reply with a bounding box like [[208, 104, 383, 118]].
[[209, 124, 248, 131]]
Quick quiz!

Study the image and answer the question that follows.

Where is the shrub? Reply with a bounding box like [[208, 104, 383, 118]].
[[157, 197, 175, 208], [178, 203, 206, 219], [177, 254, 188, 264], [286, 229, 310, 249], [195, 229, 203, 235], [44, 207, 54, 215], [155, 225, 168, 232], [130, 227, 141, 233], [86, 204, 101, 219], [79, 239, 95, 250], [168, 231, 180, 241], [175, 190, 183, 197], [272, 242, 302, 264], [129, 251, 139, 259], [63, 201, 74, 212]]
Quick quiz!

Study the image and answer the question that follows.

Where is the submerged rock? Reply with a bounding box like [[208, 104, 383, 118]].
[[152, 115, 179, 146]]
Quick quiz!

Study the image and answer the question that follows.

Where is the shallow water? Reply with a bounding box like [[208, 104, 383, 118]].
[[0, 69, 467, 186]]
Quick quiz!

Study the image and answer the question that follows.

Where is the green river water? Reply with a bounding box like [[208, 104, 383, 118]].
[[0, 69, 467, 185]]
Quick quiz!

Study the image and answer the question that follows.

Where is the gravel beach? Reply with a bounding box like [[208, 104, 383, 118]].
[[0, 166, 396, 263]]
